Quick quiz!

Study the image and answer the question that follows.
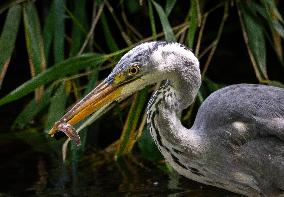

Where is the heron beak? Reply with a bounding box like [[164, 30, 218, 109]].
[[48, 79, 124, 144]]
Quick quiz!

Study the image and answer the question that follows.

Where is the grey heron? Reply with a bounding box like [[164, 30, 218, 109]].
[[49, 41, 284, 196]]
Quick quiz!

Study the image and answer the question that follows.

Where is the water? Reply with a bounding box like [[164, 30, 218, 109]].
[[0, 137, 238, 197]]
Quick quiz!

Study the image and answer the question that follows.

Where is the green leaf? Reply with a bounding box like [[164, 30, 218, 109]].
[[43, 0, 67, 62], [0, 54, 107, 106], [238, 1, 268, 81], [12, 85, 54, 129], [138, 127, 163, 162], [258, 0, 284, 65], [152, 0, 175, 41], [0, 4, 21, 88], [116, 88, 148, 158], [43, 1, 54, 63], [259, 0, 284, 38], [68, 0, 88, 56], [53, 0, 65, 63], [23, 1, 47, 101], [84, 69, 99, 95], [271, 21, 284, 39], [100, 12, 119, 52], [165, 0, 176, 16], [148, 0, 157, 39], [0, 0, 26, 14], [23, 2, 46, 76], [45, 82, 68, 133], [260, 0, 284, 23], [187, 0, 200, 48], [267, 80, 284, 88]]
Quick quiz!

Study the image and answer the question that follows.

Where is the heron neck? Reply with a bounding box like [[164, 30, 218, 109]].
[[146, 63, 201, 152]]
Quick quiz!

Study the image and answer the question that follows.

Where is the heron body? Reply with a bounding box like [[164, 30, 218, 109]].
[[49, 41, 284, 196]]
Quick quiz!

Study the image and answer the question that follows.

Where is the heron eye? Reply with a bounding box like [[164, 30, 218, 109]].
[[128, 65, 140, 76]]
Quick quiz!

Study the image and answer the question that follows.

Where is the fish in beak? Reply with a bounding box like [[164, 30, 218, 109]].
[[48, 78, 125, 146]]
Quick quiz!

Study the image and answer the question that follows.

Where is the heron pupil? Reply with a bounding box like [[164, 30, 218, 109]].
[[130, 67, 138, 74]]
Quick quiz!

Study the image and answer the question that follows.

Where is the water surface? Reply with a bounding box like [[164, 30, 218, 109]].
[[0, 136, 238, 196]]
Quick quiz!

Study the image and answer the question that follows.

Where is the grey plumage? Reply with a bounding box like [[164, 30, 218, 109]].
[[123, 41, 284, 196], [180, 84, 284, 196]]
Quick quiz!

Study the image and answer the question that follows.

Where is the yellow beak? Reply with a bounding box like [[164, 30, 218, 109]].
[[48, 80, 123, 145]]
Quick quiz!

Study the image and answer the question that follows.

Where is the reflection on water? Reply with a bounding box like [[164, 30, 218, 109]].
[[0, 138, 238, 196]]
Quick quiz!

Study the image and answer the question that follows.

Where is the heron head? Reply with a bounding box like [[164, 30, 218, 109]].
[[104, 41, 198, 97], [105, 41, 170, 98], [48, 42, 171, 137]]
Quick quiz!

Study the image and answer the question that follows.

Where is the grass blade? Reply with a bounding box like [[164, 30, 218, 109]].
[[267, 80, 284, 88], [79, 0, 105, 54], [259, 0, 284, 64], [115, 88, 148, 158], [23, 1, 46, 74], [0, 54, 107, 106], [148, 0, 157, 39], [165, 0, 176, 17], [138, 127, 163, 162], [152, 0, 175, 41], [45, 82, 68, 133], [12, 85, 54, 129], [187, 0, 200, 48], [237, 1, 268, 81], [43, 1, 55, 64], [0, 4, 21, 88], [260, 0, 284, 23], [53, 0, 65, 63], [23, 1, 47, 100], [271, 25, 283, 64], [68, 0, 88, 56], [260, 0, 284, 38], [100, 12, 119, 52], [0, 0, 26, 14]]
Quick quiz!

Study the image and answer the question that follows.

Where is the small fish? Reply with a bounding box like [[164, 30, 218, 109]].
[[50, 121, 81, 146]]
